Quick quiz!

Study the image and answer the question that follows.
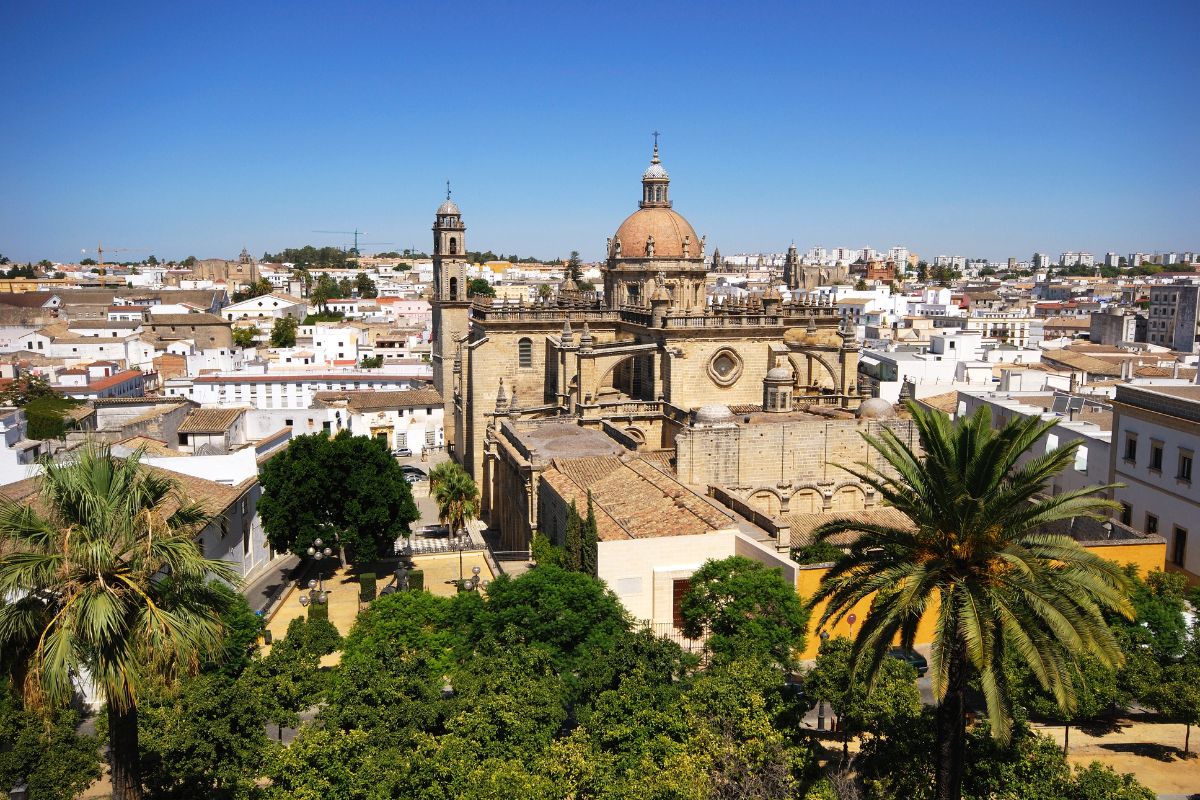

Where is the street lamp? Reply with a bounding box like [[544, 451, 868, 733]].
[[817, 630, 830, 731], [457, 529, 467, 583], [300, 537, 333, 607], [468, 565, 481, 591]]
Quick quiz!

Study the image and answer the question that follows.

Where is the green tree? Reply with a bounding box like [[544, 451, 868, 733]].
[[136, 671, 268, 799], [232, 327, 257, 348], [430, 461, 480, 538], [467, 277, 495, 297], [567, 250, 583, 283], [582, 493, 598, 577], [804, 636, 921, 758], [680, 556, 810, 666], [1009, 653, 1123, 754], [537, 283, 552, 300], [310, 272, 341, 311], [269, 315, 298, 347], [359, 354, 383, 368], [0, 678, 101, 800], [563, 501, 583, 572], [1153, 658, 1200, 755], [355, 272, 378, 298], [0, 443, 236, 800], [811, 402, 1132, 800], [258, 432, 420, 565]]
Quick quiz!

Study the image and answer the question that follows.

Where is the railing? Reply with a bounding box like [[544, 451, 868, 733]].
[[636, 619, 708, 659], [393, 535, 484, 557]]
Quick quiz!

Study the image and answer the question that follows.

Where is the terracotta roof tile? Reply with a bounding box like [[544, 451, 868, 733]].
[[177, 406, 248, 434]]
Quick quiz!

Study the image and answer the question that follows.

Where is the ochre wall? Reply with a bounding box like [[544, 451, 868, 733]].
[[793, 540, 1167, 661]]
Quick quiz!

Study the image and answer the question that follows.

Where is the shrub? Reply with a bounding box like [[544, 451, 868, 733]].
[[530, 531, 563, 567], [308, 600, 329, 623], [790, 540, 845, 565], [359, 572, 377, 603], [408, 569, 424, 591]]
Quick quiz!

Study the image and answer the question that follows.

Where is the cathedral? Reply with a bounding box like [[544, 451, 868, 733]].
[[432, 143, 870, 549]]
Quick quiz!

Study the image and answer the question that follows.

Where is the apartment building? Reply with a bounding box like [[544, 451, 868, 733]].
[[1147, 282, 1200, 351], [1110, 384, 1200, 583]]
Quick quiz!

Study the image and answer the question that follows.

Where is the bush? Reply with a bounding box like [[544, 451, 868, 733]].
[[408, 569, 424, 591], [531, 530, 564, 567], [790, 540, 845, 565], [359, 572, 377, 603], [288, 612, 341, 657]]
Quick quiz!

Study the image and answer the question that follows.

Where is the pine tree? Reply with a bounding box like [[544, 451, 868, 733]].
[[564, 501, 583, 572], [582, 492, 599, 577]]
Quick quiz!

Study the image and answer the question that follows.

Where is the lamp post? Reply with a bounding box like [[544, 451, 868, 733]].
[[299, 537, 333, 607], [817, 630, 830, 731], [457, 529, 467, 583]]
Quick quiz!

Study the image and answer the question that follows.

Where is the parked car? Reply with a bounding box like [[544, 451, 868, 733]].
[[401, 465, 427, 478], [887, 647, 928, 677], [393, 447, 413, 457], [404, 473, 423, 484]]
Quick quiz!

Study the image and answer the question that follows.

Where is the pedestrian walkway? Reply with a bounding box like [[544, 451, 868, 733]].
[[1030, 719, 1200, 797]]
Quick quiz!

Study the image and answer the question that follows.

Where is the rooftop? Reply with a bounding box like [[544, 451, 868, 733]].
[[177, 406, 248, 434]]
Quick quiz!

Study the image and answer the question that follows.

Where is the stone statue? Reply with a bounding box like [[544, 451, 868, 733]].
[[613, 236, 622, 257], [606, 237, 612, 256], [682, 234, 691, 258], [700, 235, 706, 259], [646, 235, 655, 258]]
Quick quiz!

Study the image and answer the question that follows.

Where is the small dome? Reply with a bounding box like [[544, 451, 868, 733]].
[[856, 398, 896, 419], [643, 162, 669, 181], [765, 365, 794, 382], [437, 199, 460, 215], [694, 404, 734, 424]]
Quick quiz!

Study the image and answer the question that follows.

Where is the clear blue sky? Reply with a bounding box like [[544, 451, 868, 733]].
[[2, 0, 1197, 264]]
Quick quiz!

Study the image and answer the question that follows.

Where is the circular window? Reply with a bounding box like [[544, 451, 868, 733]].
[[707, 348, 743, 387]]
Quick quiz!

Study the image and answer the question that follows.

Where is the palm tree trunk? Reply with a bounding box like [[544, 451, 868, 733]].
[[108, 704, 143, 800], [1063, 723, 1070, 755], [935, 638, 967, 800], [1186, 722, 1191, 756]]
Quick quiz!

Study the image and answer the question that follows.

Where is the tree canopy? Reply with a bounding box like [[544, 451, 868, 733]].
[[679, 555, 810, 666], [258, 432, 419, 564]]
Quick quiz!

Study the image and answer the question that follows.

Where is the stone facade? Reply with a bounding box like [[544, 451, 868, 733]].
[[434, 146, 870, 550]]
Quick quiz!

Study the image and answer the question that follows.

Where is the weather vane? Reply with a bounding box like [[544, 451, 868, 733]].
[[446, 180, 452, 201]]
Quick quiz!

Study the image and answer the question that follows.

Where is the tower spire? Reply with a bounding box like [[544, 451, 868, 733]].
[[446, 180, 451, 201], [651, 130, 661, 163]]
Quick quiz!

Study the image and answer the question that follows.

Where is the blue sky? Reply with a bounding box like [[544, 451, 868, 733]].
[[2, 0, 1197, 264]]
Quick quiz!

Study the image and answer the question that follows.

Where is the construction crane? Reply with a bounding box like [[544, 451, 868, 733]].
[[312, 229, 371, 253], [80, 243, 148, 283]]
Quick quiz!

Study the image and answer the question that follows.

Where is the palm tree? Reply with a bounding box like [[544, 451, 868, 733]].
[[811, 403, 1132, 800], [0, 443, 237, 800], [431, 462, 479, 539]]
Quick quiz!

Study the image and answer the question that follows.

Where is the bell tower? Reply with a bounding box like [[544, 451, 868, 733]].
[[431, 183, 471, 456], [433, 183, 467, 301]]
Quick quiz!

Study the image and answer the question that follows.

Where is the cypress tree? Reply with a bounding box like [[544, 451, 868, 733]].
[[582, 491, 599, 577], [564, 500, 583, 572]]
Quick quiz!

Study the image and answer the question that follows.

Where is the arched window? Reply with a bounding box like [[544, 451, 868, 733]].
[[449, 237, 458, 255], [518, 337, 533, 368], [449, 277, 458, 298]]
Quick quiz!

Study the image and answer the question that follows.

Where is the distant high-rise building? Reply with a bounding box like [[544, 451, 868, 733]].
[[1007, 257, 1018, 269], [1129, 252, 1147, 267], [1033, 253, 1051, 270], [1104, 252, 1120, 267]]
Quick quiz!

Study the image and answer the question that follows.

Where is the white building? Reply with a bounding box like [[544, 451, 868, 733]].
[[312, 388, 445, 454], [1110, 383, 1200, 582], [222, 293, 308, 327], [176, 371, 429, 409]]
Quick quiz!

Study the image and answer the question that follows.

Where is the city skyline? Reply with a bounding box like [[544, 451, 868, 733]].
[[2, 0, 1197, 264]]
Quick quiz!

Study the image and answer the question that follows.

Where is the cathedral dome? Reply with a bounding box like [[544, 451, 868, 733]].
[[642, 161, 669, 181], [614, 207, 699, 259], [765, 364, 794, 382], [694, 404, 734, 425], [856, 398, 897, 419]]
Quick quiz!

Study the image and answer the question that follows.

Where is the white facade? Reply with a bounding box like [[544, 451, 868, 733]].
[[183, 372, 429, 409], [1110, 384, 1200, 580], [598, 529, 796, 627]]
